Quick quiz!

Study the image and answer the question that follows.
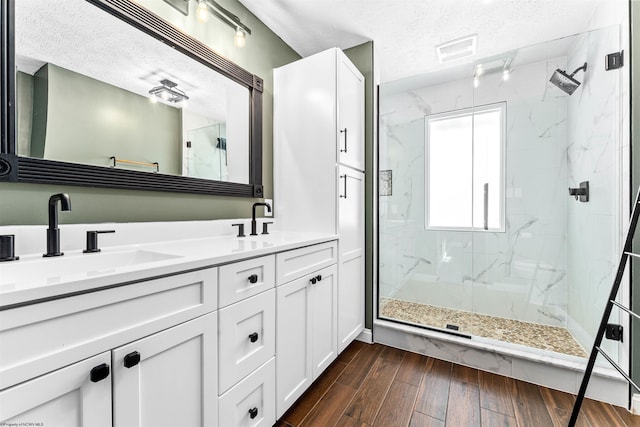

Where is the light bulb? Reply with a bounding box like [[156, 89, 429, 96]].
[[161, 91, 170, 101], [234, 29, 246, 48], [150, 96, 158, 103], [197, 0, 209, 22], [473, 76, 479, 88], [502, 69, 510, 81]]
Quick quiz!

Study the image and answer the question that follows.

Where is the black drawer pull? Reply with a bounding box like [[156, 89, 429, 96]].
[[248, 274, 259, 284], [316, 275, 322, 281], [124, 351, 141, 368], [248, 332, 259, 343], [249, 407, 258, 419], [310, 277, 317, 285], [90, 363, 110, 382]]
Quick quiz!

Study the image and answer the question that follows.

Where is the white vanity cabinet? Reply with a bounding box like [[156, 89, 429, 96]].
[[275, 242, 338, 418], [0, 236, 338, 427], [274, 47, 366, 357], [217, 255, 276, 426], [112, 313, 217, 427], [0, 268, 219, 427], [0, 352, 112, 426]]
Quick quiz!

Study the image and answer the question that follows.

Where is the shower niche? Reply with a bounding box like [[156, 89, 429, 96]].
[[378, 25, 625, 365]]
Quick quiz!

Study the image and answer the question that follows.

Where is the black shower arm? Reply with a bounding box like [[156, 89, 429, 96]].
[[570, 62, 588, 77]]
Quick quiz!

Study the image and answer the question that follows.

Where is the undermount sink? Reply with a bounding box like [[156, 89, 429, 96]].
[[0, 249, 181, 286]]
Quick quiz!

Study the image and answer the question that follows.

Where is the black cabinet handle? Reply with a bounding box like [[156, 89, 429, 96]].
[[248, 407, 259, 419], [90, 363, 110, 382], [248, 274, 259, 284], [310, 277, 317, 285], [124, 351, 141, 368], [340, 128, 348, 153], [248, 332, 259, 343], [316, 275, 322, 281], [339, 174, 347, 199]]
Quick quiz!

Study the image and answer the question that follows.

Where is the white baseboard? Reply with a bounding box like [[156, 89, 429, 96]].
[[356, 328, 373, 344]]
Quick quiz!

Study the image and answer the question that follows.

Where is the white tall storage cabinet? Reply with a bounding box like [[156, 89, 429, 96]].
[[274, 47, 365, 355]]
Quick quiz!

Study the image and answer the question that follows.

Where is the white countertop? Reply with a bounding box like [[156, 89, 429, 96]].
[[0, 225, 337, 308]]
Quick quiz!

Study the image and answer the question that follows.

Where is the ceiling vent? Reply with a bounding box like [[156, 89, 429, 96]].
[[435, 34, 478, 64]]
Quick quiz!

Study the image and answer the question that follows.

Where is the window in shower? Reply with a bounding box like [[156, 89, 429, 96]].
[[425, 102, 505, 231]]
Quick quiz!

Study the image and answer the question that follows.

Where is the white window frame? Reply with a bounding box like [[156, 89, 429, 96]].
[[424, 102, 506, 232]]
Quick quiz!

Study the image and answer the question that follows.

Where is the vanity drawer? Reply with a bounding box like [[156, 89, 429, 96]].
[[218, 289, 275, 393], [219, 255, 275, 308], [0, 268, 217, 391], [219, 358, 275, 427], [276, 241, 337, 285]]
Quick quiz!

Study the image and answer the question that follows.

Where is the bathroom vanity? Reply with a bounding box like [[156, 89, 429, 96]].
[[0, 224, 338, 426]]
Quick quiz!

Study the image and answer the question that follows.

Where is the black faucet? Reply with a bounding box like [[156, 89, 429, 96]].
[[251, 202, 271, 236], [44, 193, 72, 257]]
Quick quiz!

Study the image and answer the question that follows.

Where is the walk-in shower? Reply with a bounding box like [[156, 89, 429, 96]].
[[378, 25, 625, 367]]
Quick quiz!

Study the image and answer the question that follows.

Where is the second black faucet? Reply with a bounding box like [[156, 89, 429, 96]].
[[251, 202, 271, 236]]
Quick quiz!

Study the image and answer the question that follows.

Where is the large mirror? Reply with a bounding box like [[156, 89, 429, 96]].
[[0, 0, 264, 197]]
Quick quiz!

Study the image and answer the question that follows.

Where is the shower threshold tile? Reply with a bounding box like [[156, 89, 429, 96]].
[[379, 297, 587, 358]]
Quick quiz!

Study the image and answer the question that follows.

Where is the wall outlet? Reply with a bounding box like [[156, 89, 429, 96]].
[[264, 199, 273, 217]]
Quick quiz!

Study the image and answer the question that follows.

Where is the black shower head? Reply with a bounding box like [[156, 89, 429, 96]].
[[550, 62, 587, 95]]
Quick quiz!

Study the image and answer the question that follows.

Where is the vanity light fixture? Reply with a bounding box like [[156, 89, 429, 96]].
[[163, 0, 251, 47], [194, 0, 251, 47], [148, 79, 189, 105], [234, 28, 247, 48], [196, 0, 210, 22]]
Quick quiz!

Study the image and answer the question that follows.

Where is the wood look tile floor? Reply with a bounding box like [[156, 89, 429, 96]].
[[276, 341, 640, 427]]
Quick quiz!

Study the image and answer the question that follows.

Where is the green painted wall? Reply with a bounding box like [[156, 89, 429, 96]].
[[345, 41, 375, 330], [34, 63, 181, 174], [0, 0, 300, 225]]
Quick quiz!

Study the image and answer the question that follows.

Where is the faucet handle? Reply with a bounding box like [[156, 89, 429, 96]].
[[0, 235, 19, 262], [83, 230, 115, 253], [232, 223, 246, 237], [261, 222, 273, 235]]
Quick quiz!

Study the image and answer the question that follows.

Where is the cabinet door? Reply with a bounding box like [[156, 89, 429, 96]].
[[0, 352, 111, 427], [112, 313, 217, 427], [338, 166, 365, 352], [276, 277, 312, 418], [311, 264, 338, 379], [337, 53, 365, 171]]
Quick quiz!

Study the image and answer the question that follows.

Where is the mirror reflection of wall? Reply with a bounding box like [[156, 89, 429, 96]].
[[14, 0, 251, 184]]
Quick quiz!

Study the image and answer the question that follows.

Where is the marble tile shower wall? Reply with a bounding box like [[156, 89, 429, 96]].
[[566, 26, 621, 357], [380, 57, 573, 328]]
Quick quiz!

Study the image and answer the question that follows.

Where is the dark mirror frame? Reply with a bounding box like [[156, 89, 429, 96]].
[[0, 0, 264, 197]]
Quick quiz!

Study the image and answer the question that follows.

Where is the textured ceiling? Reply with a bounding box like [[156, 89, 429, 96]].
[[237, 0, 619, 83], [15, 0, 245, 121]]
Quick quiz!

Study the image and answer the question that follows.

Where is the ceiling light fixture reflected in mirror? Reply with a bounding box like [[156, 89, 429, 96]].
[[148, 79, 190, 105]]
